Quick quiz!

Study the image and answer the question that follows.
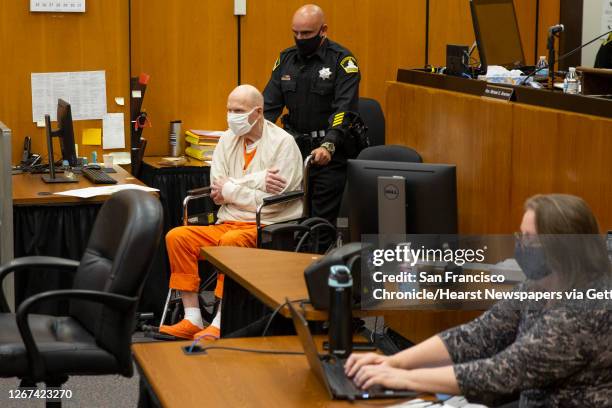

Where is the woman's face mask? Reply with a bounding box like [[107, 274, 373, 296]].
[[227, 108, 259, 136], [514, 242, 553, 280]]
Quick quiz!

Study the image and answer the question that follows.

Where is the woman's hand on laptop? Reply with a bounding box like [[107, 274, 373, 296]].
[[344, 352, 390, 378], [351, 364, 411, 391]]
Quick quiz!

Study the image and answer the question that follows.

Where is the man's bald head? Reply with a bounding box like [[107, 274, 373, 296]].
[[292, 4, 327, 40], [227, 84, 264, 111]]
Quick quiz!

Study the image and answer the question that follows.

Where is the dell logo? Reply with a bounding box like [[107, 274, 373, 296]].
[[384, 184, 400, 200]]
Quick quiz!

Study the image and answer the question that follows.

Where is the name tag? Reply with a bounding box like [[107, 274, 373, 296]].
[[483, 84, 514, 101]]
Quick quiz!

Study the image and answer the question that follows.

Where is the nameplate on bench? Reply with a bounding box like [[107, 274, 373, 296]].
[[483, 84, 514, 101]]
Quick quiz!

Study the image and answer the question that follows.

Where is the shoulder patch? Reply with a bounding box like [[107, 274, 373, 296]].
[[272, 57, 280, 71], [340, 56, 359, 74]]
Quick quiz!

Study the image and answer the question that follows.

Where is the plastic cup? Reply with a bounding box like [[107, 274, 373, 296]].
[[103, 154, 114, 169]]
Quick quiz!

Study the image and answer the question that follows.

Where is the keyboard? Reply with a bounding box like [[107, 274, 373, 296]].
[[82, 168, 117, 184], [323, 358, 415, 399]]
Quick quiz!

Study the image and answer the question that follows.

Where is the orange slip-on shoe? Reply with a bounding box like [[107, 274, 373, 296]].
[[159, 319, 202, 340], [193, 325, 220, 342]]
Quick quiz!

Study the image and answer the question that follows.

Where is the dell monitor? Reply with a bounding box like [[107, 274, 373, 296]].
[[346, 160, 458, 242], [42, 99, 78, 183], [470, 0, 525, 72]]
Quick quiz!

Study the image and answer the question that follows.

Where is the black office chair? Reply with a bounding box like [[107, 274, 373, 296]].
[[358, 97, 385, 146], [0, 190, 162, 407], [357, 144, 423, 163]]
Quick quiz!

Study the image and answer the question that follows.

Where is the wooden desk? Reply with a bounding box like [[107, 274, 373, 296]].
[[133, 336, 410, 407], [12, 165, 147, 206], [202, 246, 327, 320]]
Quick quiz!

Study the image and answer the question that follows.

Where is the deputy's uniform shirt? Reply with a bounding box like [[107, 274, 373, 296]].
[[263, 38, 360, 150]]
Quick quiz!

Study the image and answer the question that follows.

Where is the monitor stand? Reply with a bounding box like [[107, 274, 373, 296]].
[[41, 174, 78, 183]]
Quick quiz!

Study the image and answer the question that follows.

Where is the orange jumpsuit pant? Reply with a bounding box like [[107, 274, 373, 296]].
[[166, 221, 258, 297]]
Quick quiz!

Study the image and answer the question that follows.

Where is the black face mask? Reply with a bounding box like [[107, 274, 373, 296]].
[[294, 30, 323, 57], [514, 243, 553, 281]]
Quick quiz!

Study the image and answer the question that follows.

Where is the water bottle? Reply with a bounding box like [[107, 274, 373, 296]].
[[91, 151, 98, 164], [168, 120, 183, 157], [328, 264, 353, 358], [535, 56, 548, 79], [564, 67, 579, 94]]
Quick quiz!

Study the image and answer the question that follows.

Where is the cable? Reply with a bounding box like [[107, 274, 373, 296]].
[[261, 298, 308, 337], [370, 316, 378, 343], [185, 345, 304, 356]]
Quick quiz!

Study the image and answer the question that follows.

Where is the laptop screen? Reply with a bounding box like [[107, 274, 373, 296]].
[[288, 301, 333, 397], [471, 0, 525, 68]]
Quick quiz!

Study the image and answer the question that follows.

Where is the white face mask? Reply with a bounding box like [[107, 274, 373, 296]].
[[227, 108, 259, 136]]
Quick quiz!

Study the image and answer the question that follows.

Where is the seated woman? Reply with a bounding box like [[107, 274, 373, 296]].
[[345, 194, 612, 407]]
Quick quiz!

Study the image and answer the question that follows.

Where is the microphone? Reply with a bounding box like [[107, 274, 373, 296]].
[[547, 24, 565, 85], [549, 24, 565, 35]]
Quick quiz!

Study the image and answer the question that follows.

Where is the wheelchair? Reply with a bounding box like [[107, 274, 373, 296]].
[[157, 155, 336, 331]]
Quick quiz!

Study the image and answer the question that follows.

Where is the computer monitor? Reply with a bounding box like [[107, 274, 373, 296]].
[[1, 122, 14, 310], [42, 99, 78, 183], [470, 0, 525, 72], [346, 160, 458, 242]]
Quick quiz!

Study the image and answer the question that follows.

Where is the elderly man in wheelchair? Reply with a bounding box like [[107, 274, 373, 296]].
[[159, 84, 304, 340]]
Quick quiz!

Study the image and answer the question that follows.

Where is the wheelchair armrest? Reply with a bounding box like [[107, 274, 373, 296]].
[[0, 256, 80, 313], [16, 289, 137, 382], [262, 190, 304, 206], [187, 186, 211, 196], [183, 187, 213, 226], [256, 191, 304, 229]]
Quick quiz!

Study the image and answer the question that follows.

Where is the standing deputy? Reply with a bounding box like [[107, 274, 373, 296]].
[[263, 4, 360, 225]]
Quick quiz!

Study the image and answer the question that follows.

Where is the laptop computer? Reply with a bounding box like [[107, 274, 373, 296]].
[[288, 301, 417, 400]]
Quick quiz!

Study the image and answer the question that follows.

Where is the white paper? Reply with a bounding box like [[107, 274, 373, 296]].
[[102, 113, 125, 149], [31, 70, 107, 122], [53, 184, 159, 199], [603, 0, 612, 33], [30, 0, 85, 12], [131, 90, 142, 98]]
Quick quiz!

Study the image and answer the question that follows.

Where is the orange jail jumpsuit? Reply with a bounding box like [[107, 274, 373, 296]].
[[165, 142, 259, 296]]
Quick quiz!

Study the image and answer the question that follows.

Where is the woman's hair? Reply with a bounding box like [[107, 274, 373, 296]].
[[525, 194, 611, 288]]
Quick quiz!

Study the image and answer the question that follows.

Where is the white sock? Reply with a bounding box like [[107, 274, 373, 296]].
[[211, 302, 221, 328], [184, 307, 203, 328]]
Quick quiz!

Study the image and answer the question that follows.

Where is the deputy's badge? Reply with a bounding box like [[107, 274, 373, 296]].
[[272, 57, 280, 71], [319, 67, 332, 80], [340, 56, 359, 74]]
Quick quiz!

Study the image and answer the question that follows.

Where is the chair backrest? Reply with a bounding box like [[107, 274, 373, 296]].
[[336, 145, 423, 232], [358, 98, 385, 146], [69, 190, 162, 373], [356, 144, 423, 163]]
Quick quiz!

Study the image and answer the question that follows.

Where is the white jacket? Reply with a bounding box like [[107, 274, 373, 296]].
[[212, 119, 303, 224]]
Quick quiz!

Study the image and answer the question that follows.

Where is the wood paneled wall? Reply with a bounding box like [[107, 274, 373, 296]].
[[2, 0, 563, 163], [0, 0, 129, 164], [130, 0, 237, 156], [386, 81, 612, 234]]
